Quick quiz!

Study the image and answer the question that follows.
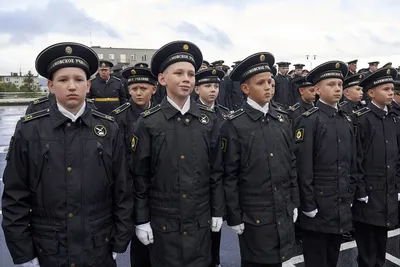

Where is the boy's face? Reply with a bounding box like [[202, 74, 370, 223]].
[[129, 83, 156, 108], [343, 85, 363, 102], [368, 83, 394, 106], [158, 62, 195, 100], [48, 67, 90, 111], [241, 72, 273, 106], [315, 78, 343, 105], [300, 85, 316, 103], [195, 83, 220, 105]]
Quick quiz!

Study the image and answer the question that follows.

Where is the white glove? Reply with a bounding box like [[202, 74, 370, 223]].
[[398, 193, 400, 201], [357, 196, 369, 203], [112, 252, 117, 260], [302, 209, 318, 218], [293, 208, 298, 222], [230, 223, 245, 235], [211, 217, 223, 232], [135, 222, 154, 245], [22, 258, 40, 267]]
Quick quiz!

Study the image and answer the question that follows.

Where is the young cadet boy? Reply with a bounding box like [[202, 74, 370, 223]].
[[109, 65, 157, 267], [293, 61, 357, 267], [287, 76, 316, 121], [222, 52, 299, 267], [351, 67, 400, 267], [338, 73, 365, 115], [132, 41, 224, 267], [195, 67, 230, 122], [1, 42, 133, 267]]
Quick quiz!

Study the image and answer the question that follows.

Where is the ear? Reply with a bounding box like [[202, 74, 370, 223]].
[[158, 72, 167, 86], [299, 87, 305, 96], [47, 80, 55, 94], [240, 82, 250, 96], [194, 86, 200, 95], [152, 85, 157, 95], [367, 88, 374, 98], [86, 80, 91, 94], [314, 84, 321, 95]]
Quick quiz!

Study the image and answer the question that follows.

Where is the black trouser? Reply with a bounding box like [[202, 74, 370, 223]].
[[209, 230, 222, 266], [241, 260, 282, 267], [302, 230, 342, 267], [130, 233, 151, 267], [354, 221, 388, 267]]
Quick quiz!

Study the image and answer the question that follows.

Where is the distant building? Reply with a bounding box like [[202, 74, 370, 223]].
[[0, 72, 41, 89], [91, 46, 157, 68]]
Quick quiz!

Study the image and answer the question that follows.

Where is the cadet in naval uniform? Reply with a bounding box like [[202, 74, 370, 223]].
[[338, 73, 365, 115], [132, 41, 224, 267], [195, 68, 230, 122], [347, 60, 358, 76], [293, 61, 357, 267], [25, 93, 97, 114], [291, 63, 306, 103], [223, 52, 299, 267], [287, 77, 315, 122], [87, 60, 127, 114], [270, 66, 287, 113], [273, 62, 293, 108], [351, 67, 400, 267], [1, 42, 133, 267], [392, 80, 400, 116], [110, 65, 157, 267]]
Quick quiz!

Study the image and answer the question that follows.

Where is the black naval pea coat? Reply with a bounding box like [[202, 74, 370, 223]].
[[1, 104, 133, 267], [338, 99, 365, 115], [87, 75, 127, 115], [287, 99, 314, 122], [25, 94, 97, 115], [351, 103, 400, 229], [222, 102, 299, 264], [293, 101, 357, 234], [273, 73, 293, 107], [132, 98, 224, 267]]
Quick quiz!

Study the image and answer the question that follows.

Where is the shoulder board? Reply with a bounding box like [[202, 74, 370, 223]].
[[288, 102, 300, 111], [338, 101, 348, 108], [110, 102, 131, 115], [227, 108, 245, 120], [197, 103, 215, 113], [354, 107, 371, 117], [31, 96, 49, 105], [86, 98, 94, 103], [141, 104, 161, 118], [217, 104, 230, 112], [301, 106, 319, 117], [92, 109, 115, 121], [112, 76, 121, 81], [21, 108, 50, 123], [89, 76, 96, 81]]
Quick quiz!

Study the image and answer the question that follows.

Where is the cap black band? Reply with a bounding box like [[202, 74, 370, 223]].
[[48, 56, 90, 76], [241, 64, 271, 82], [313, 70, 344, 84], [298, 82, 313, 88], [127, 76, 157, 85], [364, 76, 394, 90], [196, 77, 221, 85], [159, 52, 195, 72], [344, 80, 361, 89]]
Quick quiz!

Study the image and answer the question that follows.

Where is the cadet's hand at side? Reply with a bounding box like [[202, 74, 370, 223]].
[[211, 217, 223, 232], [135, 222, 154, 245], [302, 209, 318, 218], [293, 208, 298, 222], [22, 258, 40, 267], [230, 223, 245, 235]]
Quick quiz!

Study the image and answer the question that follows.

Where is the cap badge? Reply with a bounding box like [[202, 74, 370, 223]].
[[183, 44, 189, 51], [131, 69, 136, 75], [65, 46, 73, 55], [387, 69, 391, 75], [101, 62, 106, 67], [359, 74, 363, 79], [212, 69, 217, 75], [335, 62, 340, 69], [260, 54, 265, 62]]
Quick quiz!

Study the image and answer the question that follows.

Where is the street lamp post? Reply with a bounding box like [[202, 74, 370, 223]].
[[306, 55, 317, 69]]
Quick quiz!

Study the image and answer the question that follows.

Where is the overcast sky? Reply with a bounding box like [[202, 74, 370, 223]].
[[0, 0, 399, 76]]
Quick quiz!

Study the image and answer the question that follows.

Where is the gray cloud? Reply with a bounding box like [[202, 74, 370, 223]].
[[171, 22, 233, 49], [0, 0, 121, 45]]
